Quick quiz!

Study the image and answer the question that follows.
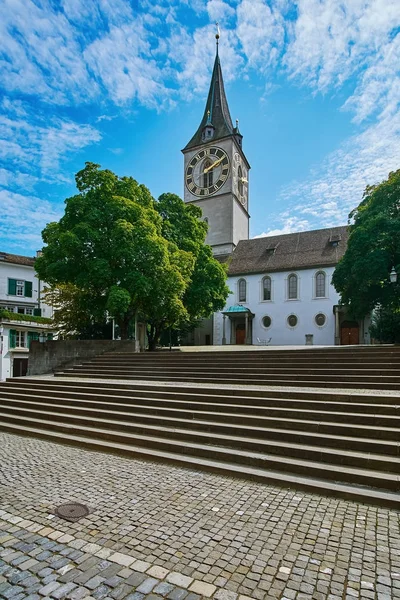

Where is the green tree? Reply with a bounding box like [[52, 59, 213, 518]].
[[42, 284, 112, 339], [332, 169, 400, 319], [36, 163, 192, 341], [148, 193, 230, 344], [369, 305, 400, 343]]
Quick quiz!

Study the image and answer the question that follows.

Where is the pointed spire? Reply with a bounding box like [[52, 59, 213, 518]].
[[184, 30, 235, 150]]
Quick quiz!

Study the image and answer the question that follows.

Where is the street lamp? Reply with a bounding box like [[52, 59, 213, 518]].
[[390, 266, 398, 284]]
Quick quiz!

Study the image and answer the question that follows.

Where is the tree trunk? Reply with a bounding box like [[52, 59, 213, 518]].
[[147, 323, 160, 351], [119, 319, 129, 340]]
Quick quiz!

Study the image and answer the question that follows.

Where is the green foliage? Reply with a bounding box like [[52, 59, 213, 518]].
[[42, 284, 110, 339], [36, 166, 229, 346], [145, 193, 229, 349], [0, 309, 53, 325], [369, 305, 400, 343], [332, 169, 400, 318]]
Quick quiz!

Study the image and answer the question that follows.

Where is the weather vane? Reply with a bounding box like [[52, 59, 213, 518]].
[[216, 22, 220, 44]]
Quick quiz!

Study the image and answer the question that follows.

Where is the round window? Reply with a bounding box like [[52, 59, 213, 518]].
[[262, 316, 272, 328], [287, 314, 298, 328], [315, 313, 326, 327]]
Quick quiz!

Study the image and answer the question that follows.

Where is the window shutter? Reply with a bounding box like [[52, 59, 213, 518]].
[[25, 281, 33, 297], [33, 308, 42, 317], [9, 329, 16, 348], [8, 279, 17, 295], [47, 333, 54, 341]]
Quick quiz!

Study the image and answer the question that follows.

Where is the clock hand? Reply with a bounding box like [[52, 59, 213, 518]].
[[203, 156, 224, 173]]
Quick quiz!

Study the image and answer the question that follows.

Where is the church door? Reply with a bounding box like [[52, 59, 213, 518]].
[[236, 324, 246, 345], [340, 321, 359, 345]]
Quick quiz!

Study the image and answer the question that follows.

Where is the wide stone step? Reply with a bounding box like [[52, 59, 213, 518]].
[[1, 385, 399, 416], [9, 378, 400, 406], [1, 402, 399, 454], [69, 364, 400, 375], [89, 355, 400, 363], [1, 390, 399, 427], [0, 410, 398, 494], [1, 419, 398, 508], [3, 397, 397, 472], [55, 370, 400, 389]]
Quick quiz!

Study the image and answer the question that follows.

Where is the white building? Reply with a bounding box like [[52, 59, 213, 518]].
[[183, 38, 369, 346], [0, 252, 55, 379]]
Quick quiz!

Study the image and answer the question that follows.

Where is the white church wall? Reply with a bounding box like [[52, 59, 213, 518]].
[[214, 266, 340, 346]]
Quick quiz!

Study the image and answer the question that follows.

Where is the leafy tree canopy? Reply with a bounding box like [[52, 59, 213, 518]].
[[332, 169, 400, 319], [36, 163, 192, 340], [36, 166, 229, 347]]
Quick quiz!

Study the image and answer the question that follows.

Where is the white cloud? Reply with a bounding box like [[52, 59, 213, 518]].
[[0, 189, 63, 250], [278, 110, 400, 228], [0, 0, 96, 105], [0, 113, 101, 179], [253, 216, 311, 238], [236, 0, 284, 71], [169, 24, 242, 100], [84, 20, 171, 108], [207, 0, 236, 23]]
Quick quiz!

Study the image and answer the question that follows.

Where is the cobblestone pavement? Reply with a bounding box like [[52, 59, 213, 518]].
[[0, 432, 399, 600]]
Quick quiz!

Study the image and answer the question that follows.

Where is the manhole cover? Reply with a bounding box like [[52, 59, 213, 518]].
[[55, 502, 90, 522]]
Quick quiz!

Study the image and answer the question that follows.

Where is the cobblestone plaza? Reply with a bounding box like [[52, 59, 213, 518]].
[[0, 432, 399, 600]]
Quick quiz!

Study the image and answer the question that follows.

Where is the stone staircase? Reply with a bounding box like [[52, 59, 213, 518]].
[[0, 375, 399, 508], [55, 346, 400, 390]]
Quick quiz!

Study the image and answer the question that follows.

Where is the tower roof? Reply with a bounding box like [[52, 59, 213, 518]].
[[184, 50, 234, 150]]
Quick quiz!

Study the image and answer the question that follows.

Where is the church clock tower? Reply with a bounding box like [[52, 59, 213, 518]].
[[182, 33, 250, 256]]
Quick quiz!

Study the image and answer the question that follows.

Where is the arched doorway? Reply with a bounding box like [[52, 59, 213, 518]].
[[340, 321, 359, 345]]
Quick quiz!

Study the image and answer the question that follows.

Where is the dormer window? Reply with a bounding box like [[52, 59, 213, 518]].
[[329, 233, 341, 247], [202, 126, 214, 141]]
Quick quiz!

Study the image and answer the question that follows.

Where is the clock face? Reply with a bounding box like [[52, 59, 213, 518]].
[[233, 152, 248, 208], [185, 146, 230, 197]]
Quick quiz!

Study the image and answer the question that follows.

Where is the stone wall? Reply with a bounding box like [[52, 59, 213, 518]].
[[28, 340, 136, 376]]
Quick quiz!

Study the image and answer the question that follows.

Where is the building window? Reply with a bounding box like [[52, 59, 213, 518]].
[[203, 159, 213, 188], [262, 315, 272, 328], [238, 165, 243, 196], [25, 308, 33, 316], [15, 331, 27, 348], [8, 279, 33, 298], [238, 279, 247, 303], [315, 313, 326, 327], [288, 274, 298, 299], [262, 276, 271, 301], [315, 271, 326, 298], [287, 314, 298, 328]]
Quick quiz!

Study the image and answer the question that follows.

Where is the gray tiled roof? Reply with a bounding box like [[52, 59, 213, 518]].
[[0, 252, 35, 266], [228, 226, 349, 276]]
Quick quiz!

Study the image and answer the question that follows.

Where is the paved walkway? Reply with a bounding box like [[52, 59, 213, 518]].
[[0, 432, 399, 600]]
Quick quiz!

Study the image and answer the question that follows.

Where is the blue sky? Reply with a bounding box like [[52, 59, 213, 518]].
[[1, 0, 399, 255]]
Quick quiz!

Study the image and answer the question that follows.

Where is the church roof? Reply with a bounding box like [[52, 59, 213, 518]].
[[184, 50, 234, 150], [228, 226, 349, 276]]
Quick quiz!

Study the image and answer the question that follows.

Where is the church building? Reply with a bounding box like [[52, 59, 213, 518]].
[[182, 35, 370, 347]]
